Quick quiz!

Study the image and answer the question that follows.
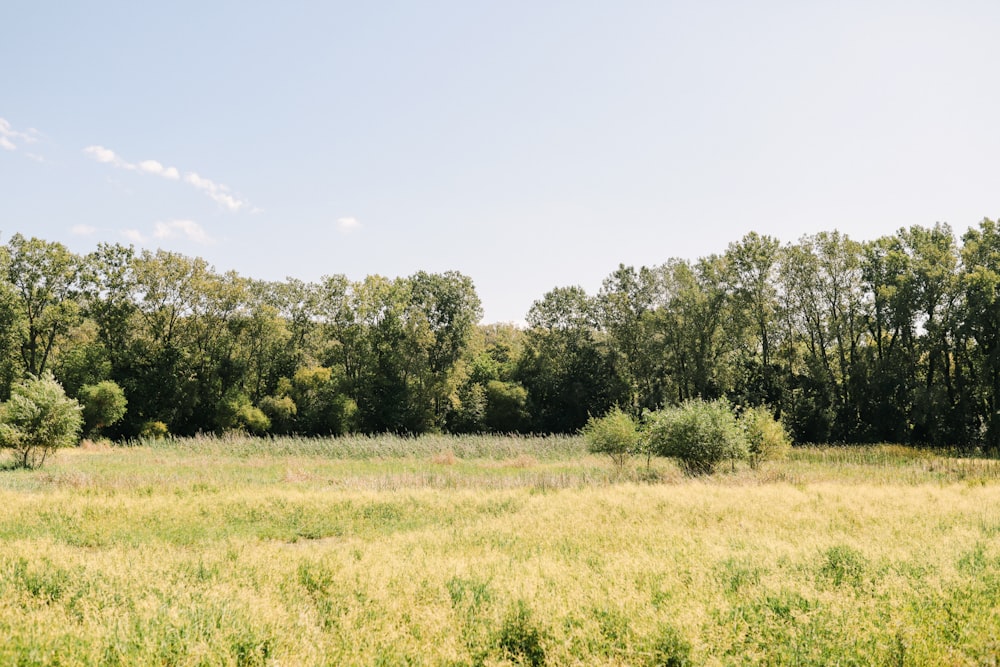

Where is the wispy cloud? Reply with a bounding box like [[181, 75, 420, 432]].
[[83, 144, 248, 211], [83, 144, 130, 167], [337, 216, 362, 234], [122, 229, 146, 243], [120, 219, 213, 245], [1, 118, 40, 153], [71, 224, 97, 236], [139, 159, 180, 180], [185, 172, 243, 211], [152, 219, 213, 244]]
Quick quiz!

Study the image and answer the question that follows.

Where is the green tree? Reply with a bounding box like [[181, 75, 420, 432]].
[[725, 232, 784, 408], [581, 406, 641, 474], [646, 398, 747, 475], [6, 234, 82, 377], [518, 286, 625, 432], [597, 264, 657, 412], [961, 219, 1000, 449], [78, 380, 127, 438], [650, 257, 734, 403], [0, 373, 82, 469]]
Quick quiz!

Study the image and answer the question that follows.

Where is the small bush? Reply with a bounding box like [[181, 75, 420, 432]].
[[582, 407, 641, 473], [0, 373, 83, 469], [140, 420, 169, 439], [740, 405, 791, 468], [646, 398, 748, 475], [259, 395, 297, 433]]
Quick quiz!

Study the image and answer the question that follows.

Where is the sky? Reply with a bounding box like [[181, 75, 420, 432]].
[[3, 1, 1000, 323]]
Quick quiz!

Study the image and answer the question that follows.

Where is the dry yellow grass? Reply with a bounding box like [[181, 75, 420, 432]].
[[1, 440, 999, 665]]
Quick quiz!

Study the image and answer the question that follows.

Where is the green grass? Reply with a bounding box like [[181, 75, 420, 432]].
[[1, 437, 1000, 665]]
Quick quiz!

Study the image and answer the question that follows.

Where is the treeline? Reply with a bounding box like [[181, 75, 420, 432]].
[[1, 219, 999, 447]]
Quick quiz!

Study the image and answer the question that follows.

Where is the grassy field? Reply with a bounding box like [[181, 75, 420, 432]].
[[2, 435, 1000, 666]]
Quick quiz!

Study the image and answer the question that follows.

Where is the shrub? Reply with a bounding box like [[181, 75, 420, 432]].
[[582, 406, 641, 473], [646, 398, 748, 475], [740, 405, 791, 468], [218, 392, 272, 435], [235, 404, 271, 435], [0, 373, 83, 469], [140, 420, 169, 439], [78, 380, 128, 437], [259, 395, 297, 434]]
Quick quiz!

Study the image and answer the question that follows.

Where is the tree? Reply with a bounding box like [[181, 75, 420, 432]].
[[725, 232, 784, 408], [961, 218, 1000, 449], [581, 406, 641, 474], [646, 398, 747, 475], [0, 373, 82, 469], [518, 286, 625, 432], [597, 264, 658, 412], [78, 380, 127, 438], [6, 234, 82, 377]]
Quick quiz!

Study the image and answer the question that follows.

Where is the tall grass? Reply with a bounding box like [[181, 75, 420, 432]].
[[125, 432, 588, 460], [1, 438, 1000, 664]]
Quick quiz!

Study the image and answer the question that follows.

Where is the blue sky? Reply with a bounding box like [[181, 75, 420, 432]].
[[3, 1, 999, 322]]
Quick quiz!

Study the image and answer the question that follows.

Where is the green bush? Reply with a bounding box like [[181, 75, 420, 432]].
[[140, 420, 169, 439], [740, 405, 791, 468], [646, 398, 748, 475], [259, 395, 297, 434], [218, 392, 272, 435], [581, 406, 641, 473], [0, 373, 83, 469], [78, 380, 128, 437]]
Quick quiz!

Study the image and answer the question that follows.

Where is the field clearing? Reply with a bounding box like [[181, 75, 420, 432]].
[[2, 436, 1000, 666]]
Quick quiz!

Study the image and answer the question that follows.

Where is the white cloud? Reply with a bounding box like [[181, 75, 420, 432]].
[[1, 118, 40, 152], [71, 224, 97, 236], [138, 159, 180, 180], [122, 229, 146, 243], [152, 219, 213, 244], [337, 216, 361, 233], [84, 144, 128, 166], [184, 172, 244, 211], [85, 143, 247, 210]]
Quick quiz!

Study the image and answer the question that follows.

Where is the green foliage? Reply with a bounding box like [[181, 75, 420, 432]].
[[6, 222, 1000, 448], [740, 405, 791, 468], [217, 391, 271, 435], [288, 366, 357, 435], [140, 420, 169, 439], [646, 398, 748, 475], [259, 395, 297, 433], [582, 406, 641, 472], [643, 624, 692, 667], [484, 380, 531, 432], [496, 600, 546, 667], [818, 545, 868, 588], [0, 372, 82, 469], [78, 380, 127, 437]]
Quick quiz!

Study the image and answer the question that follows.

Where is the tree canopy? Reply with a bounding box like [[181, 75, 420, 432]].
[[2, 220, 1000, 449]]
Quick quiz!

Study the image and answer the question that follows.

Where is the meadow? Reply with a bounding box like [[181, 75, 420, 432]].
[[2, 435, 1000, 666]]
